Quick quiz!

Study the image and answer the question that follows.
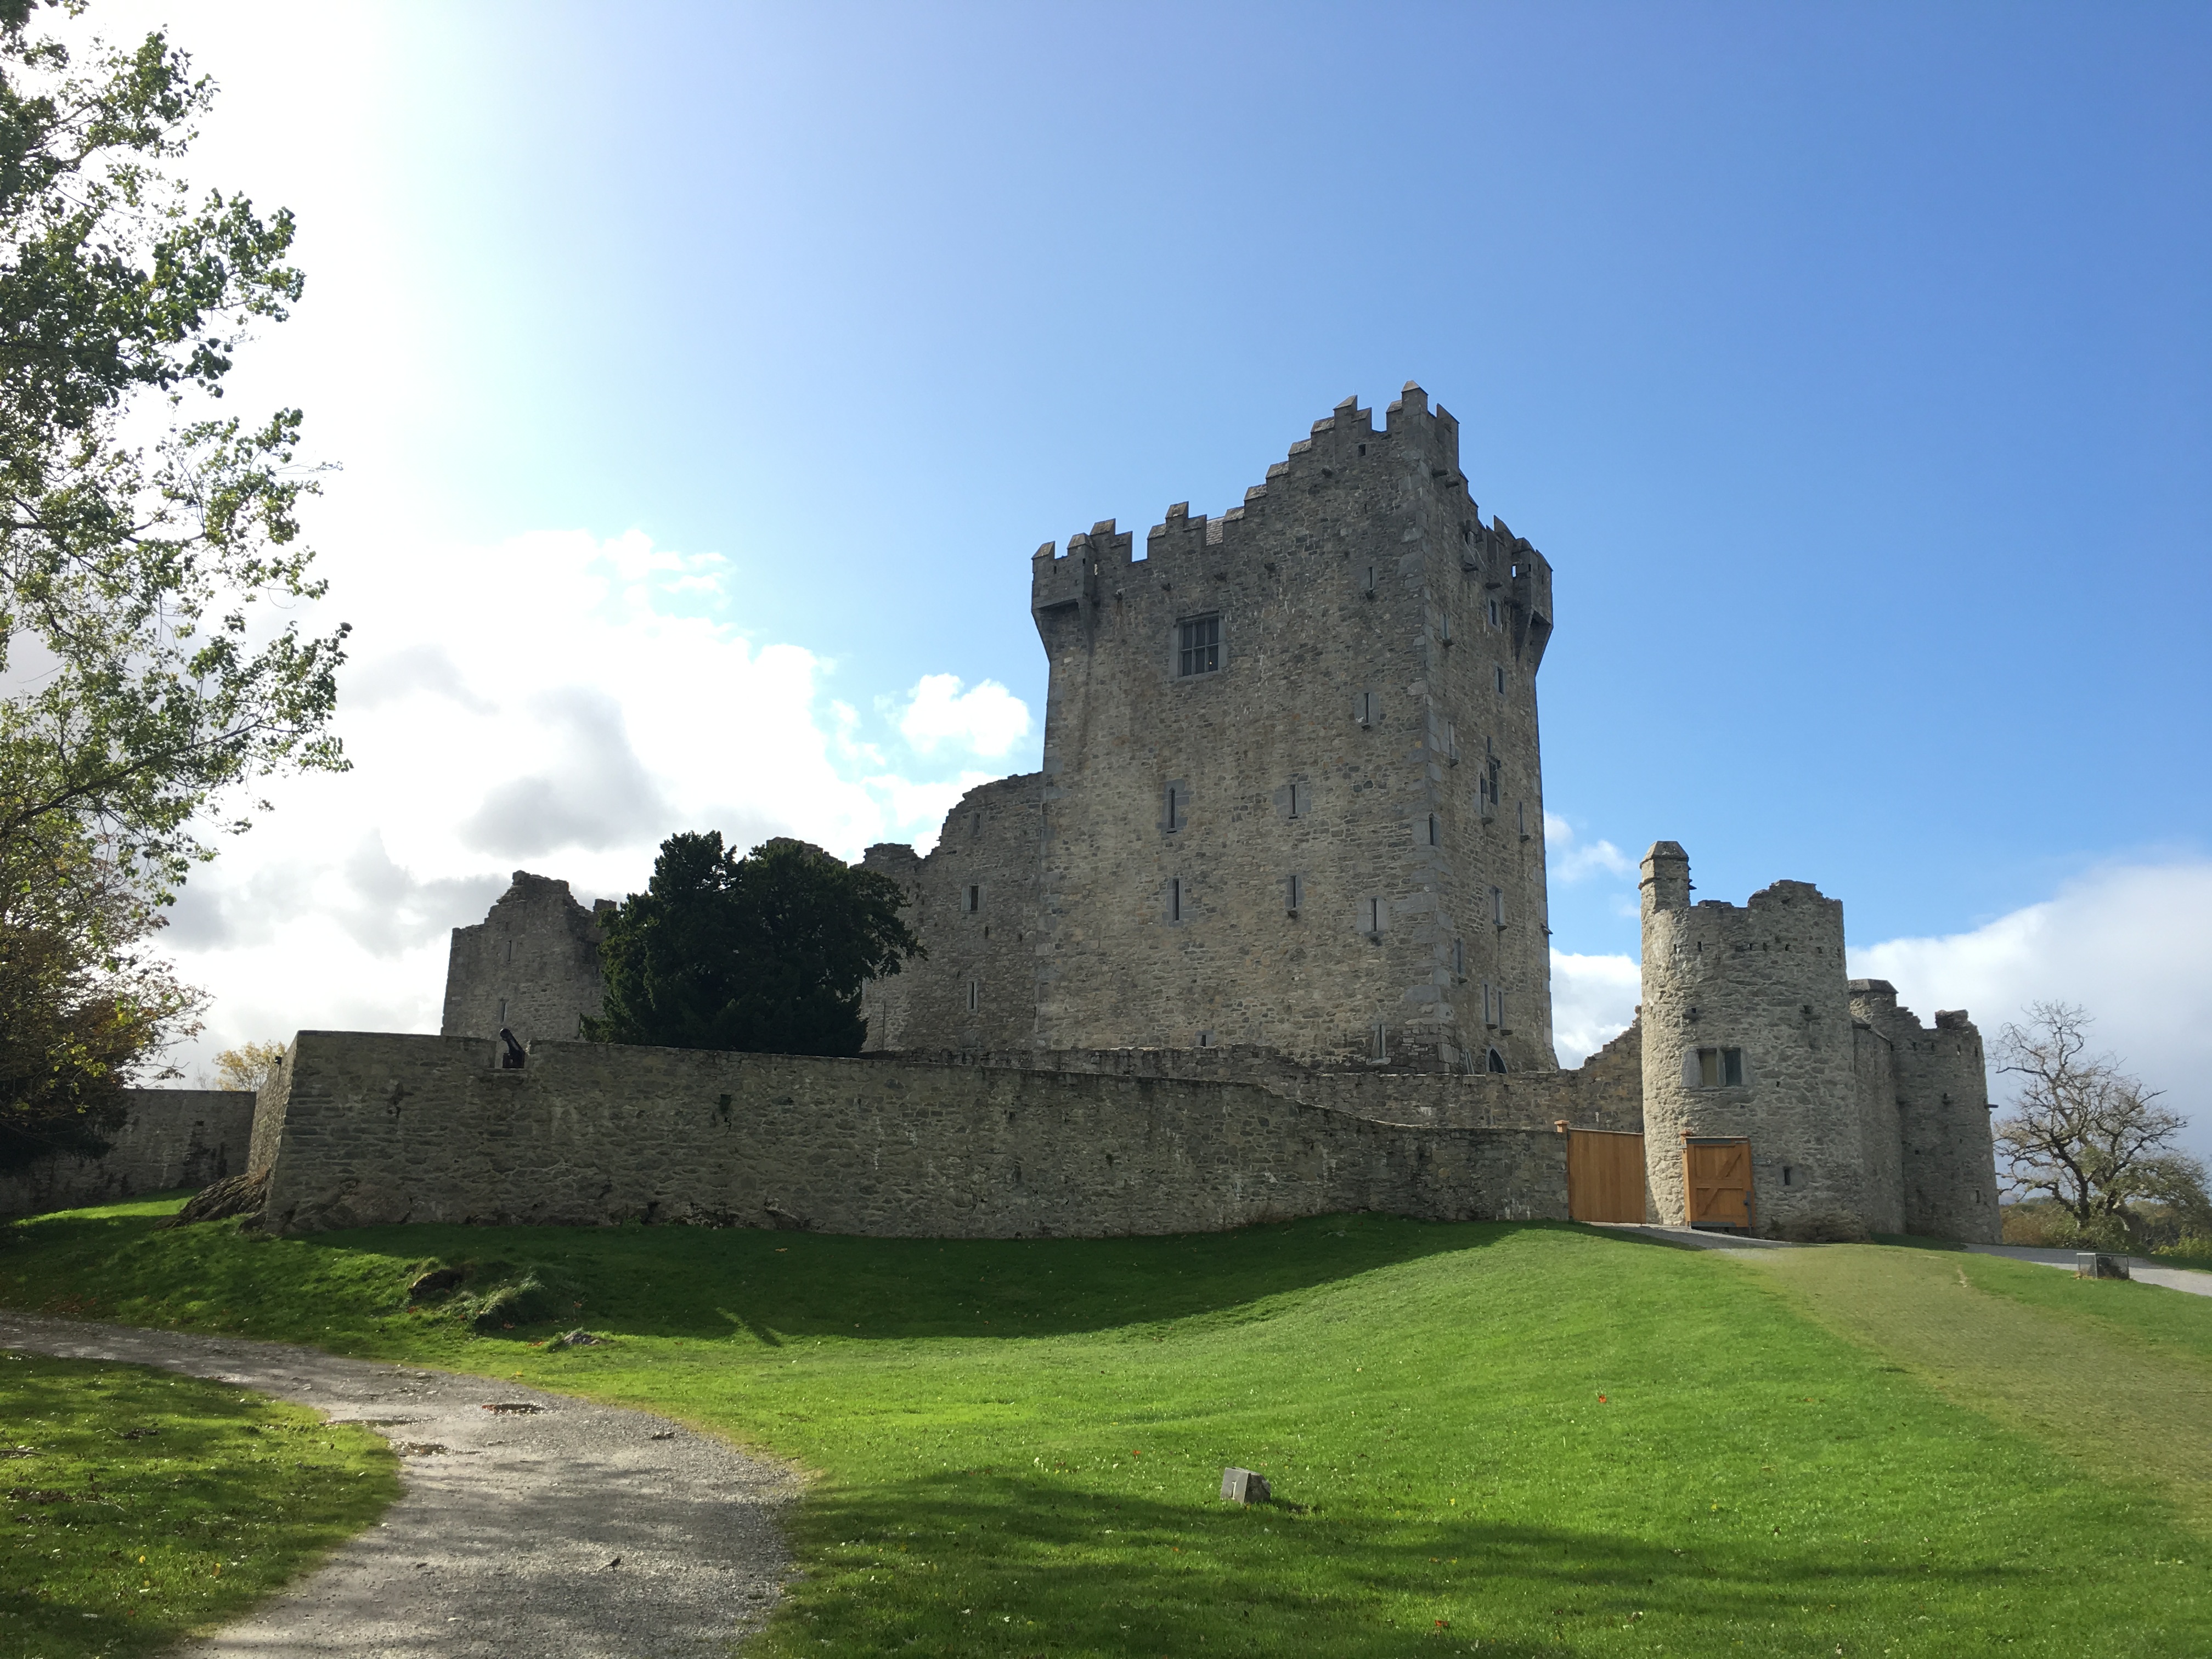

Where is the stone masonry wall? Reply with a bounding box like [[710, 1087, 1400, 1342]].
[[870, 386, 1557, 1074], [0, 1089, 255, 1218], [249, 1032, 1570, 1238], [1639, 843, 1871, 1239], [870, 1025, 1644, 1134], [1851, 981, 2000, 1243], [441, 872, 613, 1045]]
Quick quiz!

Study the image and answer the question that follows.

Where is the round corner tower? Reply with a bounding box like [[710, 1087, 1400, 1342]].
[[1638, 842, 1873, 1239]]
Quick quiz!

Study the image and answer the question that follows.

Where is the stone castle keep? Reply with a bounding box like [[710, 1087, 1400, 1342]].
[[6, 386, 1999, 1243]]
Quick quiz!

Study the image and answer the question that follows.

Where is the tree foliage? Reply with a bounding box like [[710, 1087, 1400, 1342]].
[[1993, 1000, 2204, 1250], [584, 832, 921, 1057], [0, 822, 201, 1169], [0, 2, 342, 1159], [211, 1037, 282, 1093], [0, 1, 347, 898]]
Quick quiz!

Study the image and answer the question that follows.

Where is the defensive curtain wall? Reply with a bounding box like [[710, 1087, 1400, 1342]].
[[240, 1032, 1576, 1237], [0, 1089, 255, 1218], [863, 385, 1558, 1074]]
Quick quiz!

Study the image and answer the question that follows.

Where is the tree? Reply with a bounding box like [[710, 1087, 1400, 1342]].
[[0, 4, 342, 1158], [0, 822, 201, 1169], [1994, 1001, 2203, 1250], [584, 832, 921, 1057], [211, 1037, 283, 1093], [0, 2, 347, 898]]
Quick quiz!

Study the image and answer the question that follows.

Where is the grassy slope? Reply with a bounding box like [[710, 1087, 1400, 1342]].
[[1753, 1244, 2212, 1527], [4, 1200, 2209, 1657], [0, 1346, 398, 1659]]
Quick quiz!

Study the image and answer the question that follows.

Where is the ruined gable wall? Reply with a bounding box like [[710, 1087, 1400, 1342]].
[[1850, 1021, 1905, 1235], [0, 1089, 255, 1217], [1023, 386, 1556, 1071], [251, 1032, 1570, 1237], [439, 872, 611, 1044], [1638, 843, 1870, 1238], [860, 772, 1046, 1053], [1850, 981, 1999, 1243]]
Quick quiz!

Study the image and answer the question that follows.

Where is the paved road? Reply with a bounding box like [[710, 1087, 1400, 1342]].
[[1962, 1243, 2212, 1299], [0, 1314, 797, 1658]]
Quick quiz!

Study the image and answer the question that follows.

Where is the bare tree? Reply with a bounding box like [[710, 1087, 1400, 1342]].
[[1994, 1001, 2202, 1246]]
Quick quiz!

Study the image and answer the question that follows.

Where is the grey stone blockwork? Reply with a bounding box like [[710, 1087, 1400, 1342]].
[[247, 1032, 1570, 1238], [1638, 843, 2000, 1242], [440, 872, 612, 1044], [237, 382, 1997, 1249], [0, 1089, 255, 1217], [864, 384, 1555, 1074]]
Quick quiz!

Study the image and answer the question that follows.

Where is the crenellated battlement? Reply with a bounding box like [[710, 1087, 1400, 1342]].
[[1029, 383, 1513, 616]]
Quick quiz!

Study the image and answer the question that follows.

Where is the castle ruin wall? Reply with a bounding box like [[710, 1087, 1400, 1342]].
[[247, 1032, 1571, 1238], [0, 1089, 256, 1218], [439, 872, 612, 1045]]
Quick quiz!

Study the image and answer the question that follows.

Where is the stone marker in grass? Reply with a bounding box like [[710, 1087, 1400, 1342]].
[[1220, 1466, 1269, 1505]]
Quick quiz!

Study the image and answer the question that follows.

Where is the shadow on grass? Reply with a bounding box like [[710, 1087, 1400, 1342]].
[[2, 1206, 1567, 1346], [777, 1470, 2011, 1657]]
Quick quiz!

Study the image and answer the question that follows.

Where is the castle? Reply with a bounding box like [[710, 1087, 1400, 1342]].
[[1, 386, 1999, 1241], [411, 384, 1999, 1244]]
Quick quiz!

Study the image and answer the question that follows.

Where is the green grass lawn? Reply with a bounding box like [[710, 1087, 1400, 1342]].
[[0, 1344, 398, 1659], [5, 1199, 2210, 1657]]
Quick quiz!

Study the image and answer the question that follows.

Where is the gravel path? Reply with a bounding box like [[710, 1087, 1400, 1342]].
[[0, 1313, 798, 1658]]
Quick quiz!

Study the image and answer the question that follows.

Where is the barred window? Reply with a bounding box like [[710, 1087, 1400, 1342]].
[[1177, 615, 1221, 677]]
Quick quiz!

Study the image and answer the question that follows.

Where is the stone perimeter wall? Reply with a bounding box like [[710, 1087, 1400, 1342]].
[[0, 1089, 256, 1218], [249, 1032, 1570, 1238]]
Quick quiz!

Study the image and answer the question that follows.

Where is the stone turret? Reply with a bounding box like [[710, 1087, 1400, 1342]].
[[1639, 843, 1870, 1238], [1849, 980, 2000, 1243]]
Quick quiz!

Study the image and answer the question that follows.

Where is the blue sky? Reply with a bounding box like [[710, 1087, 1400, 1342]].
[[84, 3, 2209, 1132]]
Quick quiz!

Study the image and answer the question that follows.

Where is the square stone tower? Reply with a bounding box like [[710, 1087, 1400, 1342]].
[[866, 384, 1560, 1071]]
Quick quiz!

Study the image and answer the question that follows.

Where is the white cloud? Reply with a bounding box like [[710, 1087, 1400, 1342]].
[[1545, 810, 1634, 884], [895, 673, 1033, 758], [1551, 949, 1641, 1067], [160, 526, 1018, 1073], [1852, 859, 2212, 1156]]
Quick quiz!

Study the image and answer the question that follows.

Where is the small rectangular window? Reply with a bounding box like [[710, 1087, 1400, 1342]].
[[1444, 721, 1458, 763], [1372, 1021, 1387, 1060], [498, 997, 507, 1023], [1494, 664, 1506, 695], [1170, 878, 1182, 923], [1440, 611, 1453, 645], [1366, 896, 1383, 934], [966, 884, 980, 913], [1165, 785, 1181, 832], [1356, 690, 1374, 726], [1723, 1047, 1744, 1087], [1427, 813, 1440, 847], [1491, 885, 1505, 927], [1517, 800, 1527, 838], [1781, 1165, 1795, 1187], [1362, 565, 1376, 596], [1286, 872, 1303, 913], [967, 980, 979, 1012], [1288, 781, 1304, 817], [1177, 615, 1220, 677], [1488, 597, 1501, 627], [1699, 1047, 1720, 1087], [1452, 938, 1465, 977], [1197, 1030, 1214, 1048]]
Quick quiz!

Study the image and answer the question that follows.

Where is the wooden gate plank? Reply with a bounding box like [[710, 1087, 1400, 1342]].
[[1567, 1130, 1646, 1223]]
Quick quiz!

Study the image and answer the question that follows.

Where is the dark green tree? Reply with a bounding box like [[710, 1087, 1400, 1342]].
[[584, 832, 922, 1056]]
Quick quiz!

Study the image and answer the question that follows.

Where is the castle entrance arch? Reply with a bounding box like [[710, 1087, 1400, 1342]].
[[1684, 1137, 1753, 1231], [1565, 1129, 1646, 1224]]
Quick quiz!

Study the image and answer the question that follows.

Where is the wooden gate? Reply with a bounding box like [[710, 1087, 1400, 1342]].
[[1566, 1130, 1646, 1223], [1684, 1137, 1753, 1231]]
